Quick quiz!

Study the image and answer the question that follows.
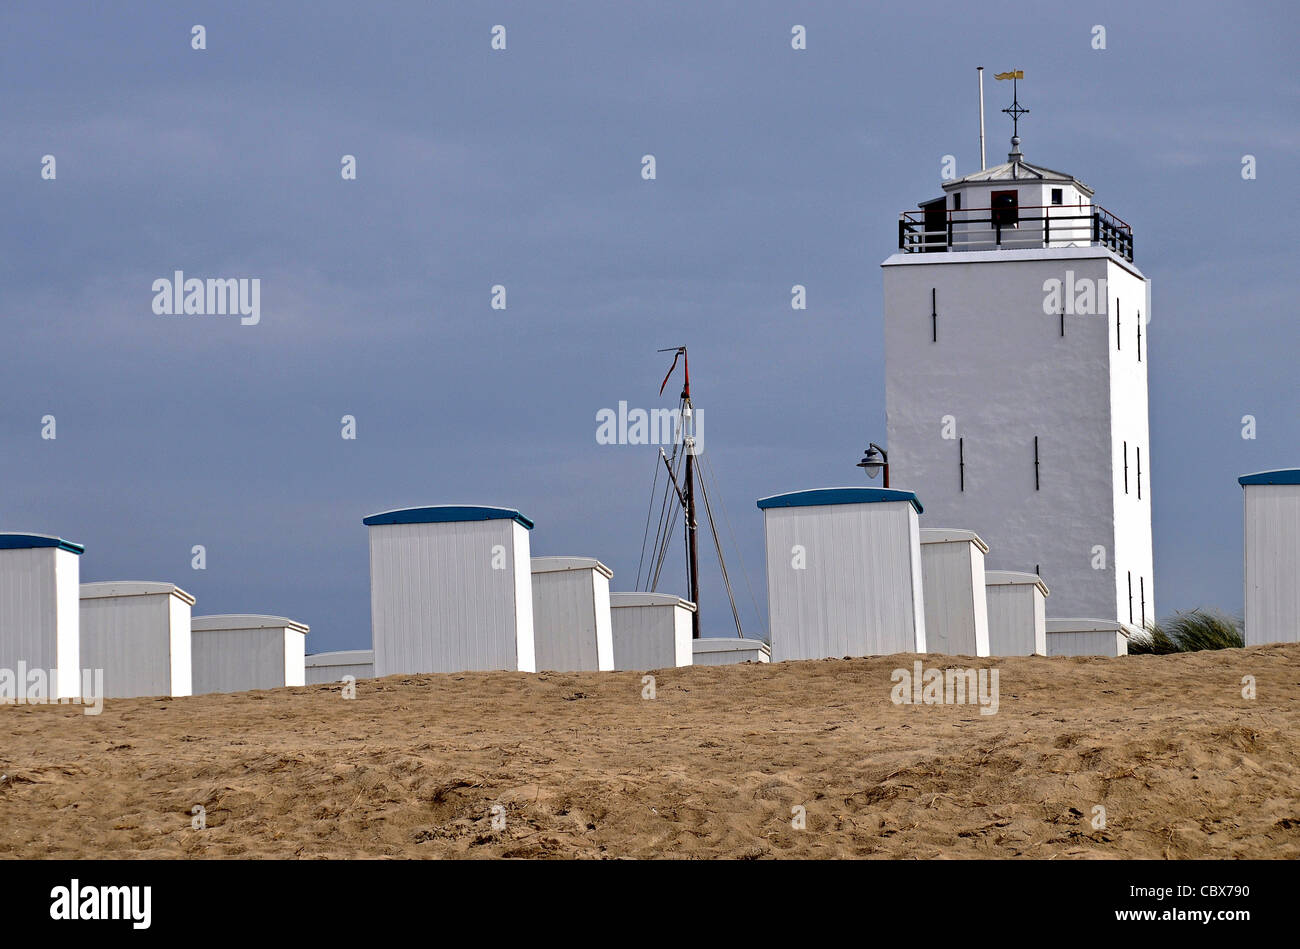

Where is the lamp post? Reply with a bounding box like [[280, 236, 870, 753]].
[[857, 443, 889, 488]]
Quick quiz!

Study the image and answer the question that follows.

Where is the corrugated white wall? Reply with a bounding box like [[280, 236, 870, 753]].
[[610, 603, 692, 670], [986, 583, 1047, 655], [691, 639, 771, 666], [0, 547, 81, 698], [304, 651, 375, 685], [192, 627, 289, 694], [80, 592, 191, 698], [369, 519, 534, 676], [920, 538, 990, 656], [763, 501, 924, 661], [1046, 629, 1128, 657], [1244, 483, 1300, 645], [531, 566, 613, 671], [0, 548, 58, 676]]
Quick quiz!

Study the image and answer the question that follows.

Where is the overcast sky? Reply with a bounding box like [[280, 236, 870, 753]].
[[3, 1, 1296, 651]]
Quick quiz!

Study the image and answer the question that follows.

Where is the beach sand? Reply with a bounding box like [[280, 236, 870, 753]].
[[2, 643, 1298, 858]]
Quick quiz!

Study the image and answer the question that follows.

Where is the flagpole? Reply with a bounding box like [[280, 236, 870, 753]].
[[978, 66, 986, 171]]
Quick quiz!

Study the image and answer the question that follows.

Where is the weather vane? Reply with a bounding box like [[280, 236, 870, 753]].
[[995, 69, 1028, 147]]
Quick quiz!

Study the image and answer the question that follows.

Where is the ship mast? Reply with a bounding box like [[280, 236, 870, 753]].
[[638, 346, 751, 640]]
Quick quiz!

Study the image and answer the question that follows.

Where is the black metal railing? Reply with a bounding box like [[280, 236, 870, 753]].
[[898, 205, 1133, 261]]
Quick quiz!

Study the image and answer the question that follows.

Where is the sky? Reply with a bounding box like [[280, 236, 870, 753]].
[[2, 1, 1296, 651]]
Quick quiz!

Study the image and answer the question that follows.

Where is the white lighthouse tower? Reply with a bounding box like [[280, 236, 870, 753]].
[[881, 79, 1154, 628]]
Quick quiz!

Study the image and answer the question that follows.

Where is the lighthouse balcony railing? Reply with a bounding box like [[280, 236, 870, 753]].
[[898, 205, 1133, 262]]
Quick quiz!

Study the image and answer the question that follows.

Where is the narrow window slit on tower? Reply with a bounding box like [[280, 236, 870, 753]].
[[1140, 577, 1146, 627], [1137, 312, 1142, 361], [1116, 300, 1121, 350], [1137, 447, 1142, 499], [1128, 572, 1134, 624], [959, 437, 965, 492], [931, 288, 937, 342], [1123, 441, 1129, 493], [1034, 435, 1040, 490]]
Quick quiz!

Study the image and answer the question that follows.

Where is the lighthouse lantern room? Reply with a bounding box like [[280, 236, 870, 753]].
[[881, 73, 1154, 628]]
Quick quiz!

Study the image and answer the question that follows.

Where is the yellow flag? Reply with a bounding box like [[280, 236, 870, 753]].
[[994, 70, 1024, 80]]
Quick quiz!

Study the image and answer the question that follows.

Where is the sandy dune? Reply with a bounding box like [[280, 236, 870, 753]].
[[2, 644, 1298, 858]]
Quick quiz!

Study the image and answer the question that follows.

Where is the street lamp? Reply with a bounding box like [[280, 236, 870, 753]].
[[857, 443, 889, 488]]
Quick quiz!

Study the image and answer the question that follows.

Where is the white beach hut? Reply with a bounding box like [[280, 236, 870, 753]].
[[608, 593, 694, 670], [757, 487, 927, 661], [0, 533, 84, 699], [1046, 618, 1132, 657], [191, 614, 309, 694], [531, 557, 614, 672], [985, 571, 1049, 656], [1239, 469, 1300, 645], [920, 529, 991, 656], [691, 638, 771, 666], [364, 505, 536, 675], [79, 581, 194, 698], [304, 649, 375, 685]]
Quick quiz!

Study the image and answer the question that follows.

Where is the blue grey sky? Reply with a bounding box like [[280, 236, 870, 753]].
[[3, 2, 1296, 650]]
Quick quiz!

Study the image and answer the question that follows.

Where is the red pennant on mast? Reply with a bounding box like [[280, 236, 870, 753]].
[[658, 346, 689, 398]]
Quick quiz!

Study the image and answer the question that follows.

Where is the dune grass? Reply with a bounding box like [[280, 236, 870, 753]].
[[1129, 608, 1245, 654]]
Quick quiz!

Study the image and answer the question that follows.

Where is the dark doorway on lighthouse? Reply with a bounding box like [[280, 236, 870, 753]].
[[991, 189, 1019, 228]]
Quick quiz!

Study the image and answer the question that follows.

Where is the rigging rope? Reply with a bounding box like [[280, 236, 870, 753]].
[[650, 497, 679, 591], [635, 380, 757, 641], [634, 459, 662, 591], [697, 459, 744, 638], [702, 451, 764, 631]]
